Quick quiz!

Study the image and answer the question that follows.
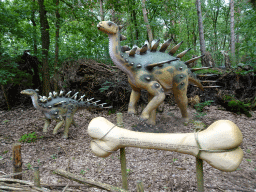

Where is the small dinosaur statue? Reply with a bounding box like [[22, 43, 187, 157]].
[[21, 89, 110, 138], [97, 21, 205, 125]]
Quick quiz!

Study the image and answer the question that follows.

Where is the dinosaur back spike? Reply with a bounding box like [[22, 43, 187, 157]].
[[65, 91, 72, 97], [49, 92, 53, 97], [150, 39, 160, 52], [191, 67, 211, 72], [169, 41, 183, 55], [146, 58, 179, 69], [185, 55, 204, 65], [120, 35, 127, 41], [59, 90, 64, 97], [140, 44, 148, 54], [176, 48, 191, 58], [53, 91, 58, 98], [121, 45, 130, 52], [71, 92, 79, 100], [48, 96, 52, 101], [159, 39, 172, 52], [128, 47, 137, 56]]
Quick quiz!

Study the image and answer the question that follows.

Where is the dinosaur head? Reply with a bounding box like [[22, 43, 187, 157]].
[[21, 89, 38, 96], [97, 21, 122, 34]]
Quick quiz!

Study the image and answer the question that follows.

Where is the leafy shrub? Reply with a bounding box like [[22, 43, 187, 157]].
[[194, 100, 214, 112], [19, 132, 39, 143]]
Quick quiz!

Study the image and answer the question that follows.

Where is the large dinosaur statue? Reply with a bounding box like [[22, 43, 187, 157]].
[[21, 89, 110, 138], [97, 21, 205, 125]]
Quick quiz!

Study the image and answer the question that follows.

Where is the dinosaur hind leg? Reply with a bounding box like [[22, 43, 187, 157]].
[[53, 116, 64, 135], [141, 81, 165, 125], [63, 115, 74, 139], [43, 119, 51, 133], [148, 94, 156, 125]]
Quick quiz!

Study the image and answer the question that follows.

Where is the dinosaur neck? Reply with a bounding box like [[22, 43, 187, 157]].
[[108, 33, 135, 82], [31, 94, 41, 110]]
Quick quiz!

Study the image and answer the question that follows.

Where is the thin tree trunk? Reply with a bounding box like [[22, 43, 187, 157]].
[[230, 0, 236, 65], [31, 0, 37, 55], [54, 0, 60, 92], [196, 0, 207, 66], [141, 0, 153, 46], [99, 0, 104, 21], [38, 0, 50, 96]]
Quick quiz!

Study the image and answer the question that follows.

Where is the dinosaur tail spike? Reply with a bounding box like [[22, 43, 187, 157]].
[[159, 39, 172, 52], [150, 39, 160, 52], [128, 47, 137, 56], [176, 48, 191, 58], [86, 98, 94, 103], [65, 91, 72, 97], [140, 44, 148, 54], [191, 67, 211, 72], [185, 55, 204, 65], [168, 41, 183, 55]]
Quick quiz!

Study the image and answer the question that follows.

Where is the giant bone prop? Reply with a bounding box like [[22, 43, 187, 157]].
[[88, 117, 243, 172]]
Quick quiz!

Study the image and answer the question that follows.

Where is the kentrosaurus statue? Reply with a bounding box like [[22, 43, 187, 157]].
[[97, 21, 205, 125], [21, 89, 110, 138]]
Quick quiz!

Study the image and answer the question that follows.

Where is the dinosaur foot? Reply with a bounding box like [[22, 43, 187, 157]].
[[62, 135, 68, 139]]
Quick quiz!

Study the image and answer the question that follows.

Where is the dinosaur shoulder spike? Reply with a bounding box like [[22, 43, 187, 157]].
[[150, 39, 160, 52], [159, 39, 172, 52], [140, 44, 148, 54], [176, 48, 191, 58], [185, 55, 204, 65], [128, 47, 137, 56], [169, 41, 183, 55], [65, 91, 72, 97], [59, 90, 64, 97], [48, 95, 52, 101]]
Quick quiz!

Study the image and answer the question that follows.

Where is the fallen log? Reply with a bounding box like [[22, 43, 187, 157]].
[[88, 117, 243, 172]]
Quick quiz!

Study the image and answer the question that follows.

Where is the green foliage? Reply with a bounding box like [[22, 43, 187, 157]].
[[194, 68, 222, 75], [223, 94, 252, 117], [19, 132, 40, 143], [194, 100, 214, 112], [99, 81, 115, 92]]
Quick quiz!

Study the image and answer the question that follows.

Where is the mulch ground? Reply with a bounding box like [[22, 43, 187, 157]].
[[0, 104, 255, 191]]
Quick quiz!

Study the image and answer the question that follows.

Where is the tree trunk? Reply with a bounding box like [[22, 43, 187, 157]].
[[38, 0, 50, 96], [141, 0, 153, 46], [54, 0, 60, 92], [230, 0, 236, 65], [196, 0, 207, 66], [99, 0, 104, 21], [31, 0, 37, 55]]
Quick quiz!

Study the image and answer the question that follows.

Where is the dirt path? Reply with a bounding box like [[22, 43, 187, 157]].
[[0, 104, 255, 191]]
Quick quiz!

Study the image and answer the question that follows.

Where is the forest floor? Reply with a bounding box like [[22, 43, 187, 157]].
[[0, 103, 255, 192]]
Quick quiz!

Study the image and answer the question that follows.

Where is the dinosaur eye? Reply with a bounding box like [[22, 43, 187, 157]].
[[108, 22, 112, 26]]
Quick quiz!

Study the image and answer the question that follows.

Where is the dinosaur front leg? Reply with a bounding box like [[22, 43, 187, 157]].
[[128, 85, 141, 115], [148, 94, 156, 125], [173, 83, 189, 123], [43, 119, 51, 133], [141, 82, 165, 125], [71, 119, 77, 127], [53, 116, 64, 135]]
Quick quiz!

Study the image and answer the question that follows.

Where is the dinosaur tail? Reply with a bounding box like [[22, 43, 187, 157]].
[[188, 71, 204, 91]]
